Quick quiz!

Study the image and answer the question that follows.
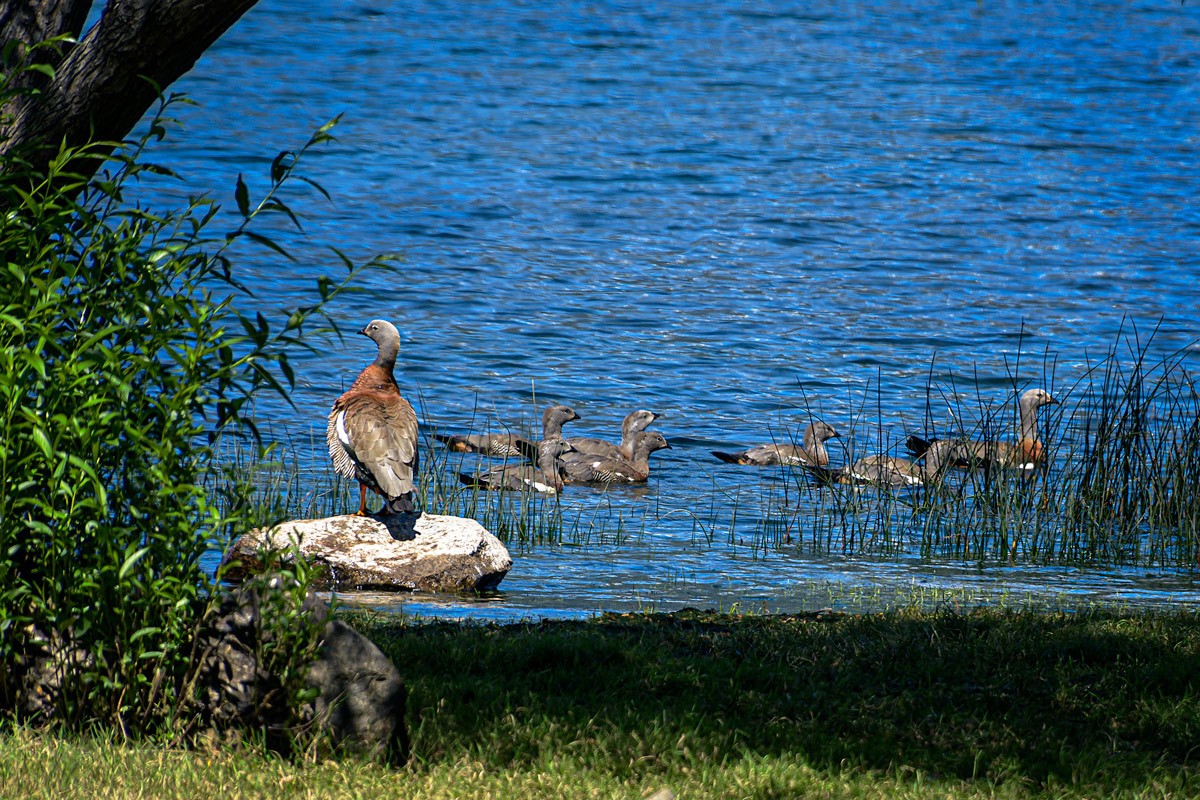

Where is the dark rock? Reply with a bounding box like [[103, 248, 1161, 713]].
[[302, 620, 408, 763], [13, 624, 94, 722], [190, 577, 406, 762]]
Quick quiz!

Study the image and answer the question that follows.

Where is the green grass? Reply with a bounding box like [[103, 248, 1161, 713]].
[[5, 606, 1199, 799]]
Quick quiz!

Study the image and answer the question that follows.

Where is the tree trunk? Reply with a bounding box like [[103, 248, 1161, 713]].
[[1, 0, 259, 183]]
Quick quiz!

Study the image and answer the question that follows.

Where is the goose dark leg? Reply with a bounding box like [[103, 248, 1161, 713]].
[[355, 483, 369, 516]]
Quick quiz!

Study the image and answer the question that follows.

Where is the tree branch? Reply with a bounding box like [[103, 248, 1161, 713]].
[[2, 0, 259, 181]]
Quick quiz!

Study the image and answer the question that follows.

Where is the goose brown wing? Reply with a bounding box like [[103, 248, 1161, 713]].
[[560, 452, 641, 484], [564, 435, 621, 459], [334, 393, 419, 499], [740, 443, 817, 466]]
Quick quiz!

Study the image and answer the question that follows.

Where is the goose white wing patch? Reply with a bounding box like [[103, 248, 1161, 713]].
[[335, 410, 352, 447]]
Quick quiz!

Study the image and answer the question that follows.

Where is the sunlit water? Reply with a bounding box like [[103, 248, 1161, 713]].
[[132, 0, 1200, 619]]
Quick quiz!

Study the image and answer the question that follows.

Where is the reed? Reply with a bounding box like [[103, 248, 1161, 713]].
[[217, 324, 1198, 573], [765, 322, 1200, 568]]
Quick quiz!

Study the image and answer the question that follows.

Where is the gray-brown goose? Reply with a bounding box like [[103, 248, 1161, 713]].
[[326, 319, 420, 515], [539, 404, 581, 440], [906, 388, 1058, 472], [432, 431, 530, 458], [806, 439, 957, 488], [433, 404, 579, 459], [561, 431, 672, 484], [565, 409, 658, 460], [458, 439, 575, 494], [711, 420, 839, 467]]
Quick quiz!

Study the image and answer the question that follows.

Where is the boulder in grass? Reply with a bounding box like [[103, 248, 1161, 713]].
[[221, 513, 511, 594], [192, 578, 408, 763]]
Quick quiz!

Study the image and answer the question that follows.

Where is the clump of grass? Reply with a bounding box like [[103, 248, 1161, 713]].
[[1055, 323, 1200, 565]]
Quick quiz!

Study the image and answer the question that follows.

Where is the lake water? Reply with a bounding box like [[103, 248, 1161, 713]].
[[138, 0, 1200, 619]]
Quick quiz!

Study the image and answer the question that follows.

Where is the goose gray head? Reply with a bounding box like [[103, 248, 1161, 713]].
[[543, 404, 580, 426], [1020, 388, 1058, 408], [805, 420, 840, 444], [622, 409, 658, 435], [360, 319, 401, 367]]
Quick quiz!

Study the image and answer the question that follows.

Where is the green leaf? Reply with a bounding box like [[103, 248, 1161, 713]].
[[31, 427, 53, 459], [119, 547, 151, 580], [26, 63, 56, 80], [129, 626, 162, 643], [242, 230, 297, 262], [270, 150, 293, 185], [234, 174, 250, 218]]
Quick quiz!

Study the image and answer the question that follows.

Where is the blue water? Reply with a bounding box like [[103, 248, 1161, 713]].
[[136, 0, 1200, 618]]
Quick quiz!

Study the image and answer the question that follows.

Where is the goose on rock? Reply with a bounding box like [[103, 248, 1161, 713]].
[[565, 409, 658, 461], [906, 388, 1059, 472], [433, 404, 580, 459], [326, 319, 420, 515], [561, 431, 672, 484], [458, 438, 575, 494], [711, 420, 839, 467]]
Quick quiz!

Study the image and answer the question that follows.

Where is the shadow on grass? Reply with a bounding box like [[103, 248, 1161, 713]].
[[352, 607, 1200, 789]]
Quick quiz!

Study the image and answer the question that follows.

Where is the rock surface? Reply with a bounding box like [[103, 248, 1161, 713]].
[[222, 513, 512, 593], [304, 619, 408, 762], [192, 578, 407, 763]]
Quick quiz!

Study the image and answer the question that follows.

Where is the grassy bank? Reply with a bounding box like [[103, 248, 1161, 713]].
[[4, 606, 1199, 799]]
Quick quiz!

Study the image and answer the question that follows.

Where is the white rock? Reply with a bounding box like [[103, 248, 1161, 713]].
[[222, 513, 511, 593]]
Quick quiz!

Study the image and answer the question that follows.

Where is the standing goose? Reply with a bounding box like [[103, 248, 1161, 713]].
[[805, 439, 957, 488], [561, 431, 672, 484], [565, 409, 658, 460], [458, 438, 575, 494], [906, 388, 1059, 471], [326, 319, 420, 515], [434, 404, 580, 459], [711, 420, 839, 467]]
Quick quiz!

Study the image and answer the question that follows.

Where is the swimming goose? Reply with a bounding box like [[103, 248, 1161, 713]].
[[326, 319, 420, 515], [906, 388, 1059, 472], [565, 409, 658, 460], [458, 438, 575, 494], [561, 431, 672, 484], [432, 431, 530, 458], [806, 439, 957, 488], [711, 420, 839, 467], [539, 404, 581, 440], [433, 404, 580, 459]]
